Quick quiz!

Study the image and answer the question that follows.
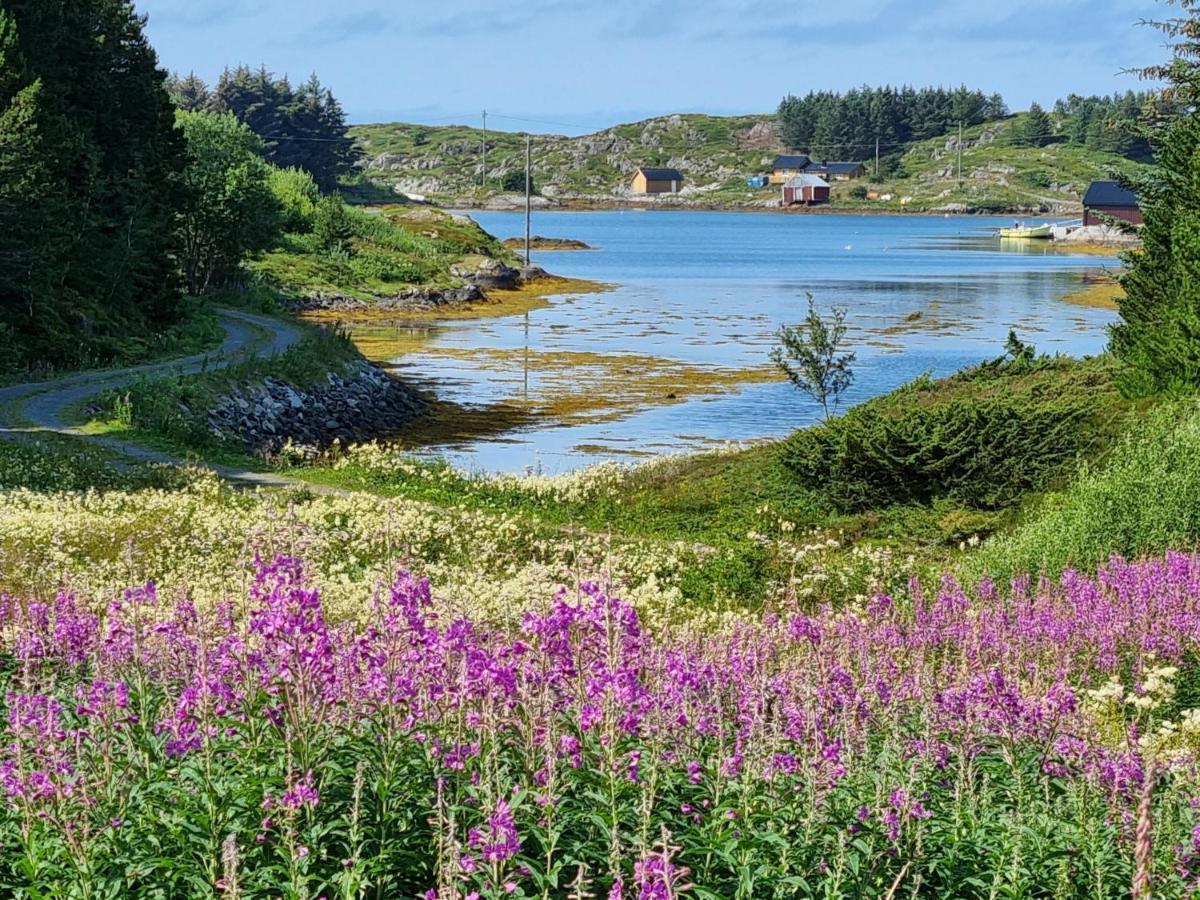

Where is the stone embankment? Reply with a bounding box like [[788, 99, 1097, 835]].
[[207, 361, 426, 459]]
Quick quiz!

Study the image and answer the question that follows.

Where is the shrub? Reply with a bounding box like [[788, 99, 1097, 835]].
[[781, 354, 1114, 512], [347, 250, 424, 284], [312, 193, 355, 254], [268, 166, 320, 233], [849, 185, 869, 200]]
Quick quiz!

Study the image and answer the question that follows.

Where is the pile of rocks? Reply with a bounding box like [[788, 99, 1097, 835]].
[[286, 284, 485, 313], [207, 361, 427, 459]]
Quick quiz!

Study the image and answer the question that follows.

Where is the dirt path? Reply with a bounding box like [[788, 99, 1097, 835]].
[[0, 309, 333, 491]]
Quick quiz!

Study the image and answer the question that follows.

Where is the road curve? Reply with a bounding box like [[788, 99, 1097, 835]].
[[0, 309, 326, 491]]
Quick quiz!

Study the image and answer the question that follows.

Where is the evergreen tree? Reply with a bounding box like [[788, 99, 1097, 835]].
[[0, 0, 185, 368], [166, 70, 210, 111], [1110, 0, 1200, 396], [1022, 103, 1052, 146], [204, 67, 356, 191], [777, 86, 1000, 155]]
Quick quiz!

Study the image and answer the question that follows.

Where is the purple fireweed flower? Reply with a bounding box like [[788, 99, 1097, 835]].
[[468, 798, 521, 865]]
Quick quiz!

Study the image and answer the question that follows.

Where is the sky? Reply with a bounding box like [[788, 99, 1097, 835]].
[[139, 0, 1169, 135]]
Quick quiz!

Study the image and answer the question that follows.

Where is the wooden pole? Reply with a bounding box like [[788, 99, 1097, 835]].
[[524, 134, 532, 265], [875, 135, 880, 178], [481, 109, 488, 188], [957, 122, 963, 183]]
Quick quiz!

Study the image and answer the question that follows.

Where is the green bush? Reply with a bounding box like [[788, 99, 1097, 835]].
[[268, 166, 320, 233], [971, 402, 1200, 581], [347, 251, 424, 284], [849, 185, 869, 200], [313, 194, 355, 254], [781, 355, 1114, 512]]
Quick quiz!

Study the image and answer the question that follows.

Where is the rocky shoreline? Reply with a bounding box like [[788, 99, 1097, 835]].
[[207, 361, 427, 460], [284, 260, 552, 314]]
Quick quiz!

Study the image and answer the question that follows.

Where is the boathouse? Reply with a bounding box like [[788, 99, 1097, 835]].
[[631, 167, 683, 194], [1083, 180, 1142, 227], [770, 154, 811, 185], [783, 174, 831, 206]]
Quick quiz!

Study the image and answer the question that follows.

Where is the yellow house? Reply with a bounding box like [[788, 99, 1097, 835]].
[[631, 167, 683, 194], [769, 154, 811, 185]]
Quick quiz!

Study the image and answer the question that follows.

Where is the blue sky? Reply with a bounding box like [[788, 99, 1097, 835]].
[[140, 0, 1168, 135]]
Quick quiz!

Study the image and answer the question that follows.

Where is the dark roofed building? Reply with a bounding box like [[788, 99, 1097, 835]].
[[808, 161, 866, 181], [770, 154, 811, 184], [1083, 180, 1142, 227], [632, 166, 683, 194]]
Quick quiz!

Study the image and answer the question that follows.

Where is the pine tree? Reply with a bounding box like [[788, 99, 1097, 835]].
[[0, 0, 186, 368], [1022, 103, 1052, 146], [166, 70, 211, 111], [1110, 0, 1200, 396]]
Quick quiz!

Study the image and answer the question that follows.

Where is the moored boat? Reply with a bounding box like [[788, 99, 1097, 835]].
[[998, 223, 1053, 239]]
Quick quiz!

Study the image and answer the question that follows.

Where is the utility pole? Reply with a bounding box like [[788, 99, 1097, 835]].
[[481, 109, 488, 188], [957, 122, 963, 183], [524, 134, 532, 266], [875, 135, 880, 178]]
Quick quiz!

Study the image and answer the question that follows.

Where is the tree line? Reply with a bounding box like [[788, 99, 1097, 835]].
[[0, 1, 355, 371], [777, 86, 1176, 162], [776, 86, 1008, 158], [167, 67, 356, 192]]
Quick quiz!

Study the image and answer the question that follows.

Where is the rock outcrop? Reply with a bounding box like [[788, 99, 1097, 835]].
[[206, 361, 427, 459]]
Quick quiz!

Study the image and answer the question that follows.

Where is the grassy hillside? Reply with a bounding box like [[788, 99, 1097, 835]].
[[350, 113, 785, 205], [247, 204, 520, 305], [349, 111, 1147, 212]]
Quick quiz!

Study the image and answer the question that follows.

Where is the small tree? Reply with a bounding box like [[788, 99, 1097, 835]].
[[313, 193, 355, 254], [771, 294, 856, 421], [1022, 102, 1052, 146]]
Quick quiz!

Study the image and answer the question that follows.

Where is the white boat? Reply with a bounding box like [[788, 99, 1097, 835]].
[[998, 223, 1053, 240]]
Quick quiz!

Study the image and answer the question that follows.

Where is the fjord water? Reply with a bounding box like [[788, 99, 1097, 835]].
[[372, 211, 1118, 473]]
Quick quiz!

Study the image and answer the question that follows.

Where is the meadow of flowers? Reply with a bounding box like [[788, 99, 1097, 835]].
[[5, 548, 1200, 897]]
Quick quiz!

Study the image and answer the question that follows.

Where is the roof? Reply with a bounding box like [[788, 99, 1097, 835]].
[[809, 161, 865, 175], [772, 154, 811, 170], [635, 167, 683, 181], [784, 174, 830, 189], [1083, 180, 1139, 208]]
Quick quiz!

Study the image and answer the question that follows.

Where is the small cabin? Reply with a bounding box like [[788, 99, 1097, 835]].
[[1083, 180, 1142, 227], [770, 154, 811, 185], [783, 174, 831, 206], [631, 167, 683, 194]]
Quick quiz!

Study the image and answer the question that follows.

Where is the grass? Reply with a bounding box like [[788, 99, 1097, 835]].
[[250, 205, 520, 303], [969, 400, 1200, 584], [0, 298, 224, 388]]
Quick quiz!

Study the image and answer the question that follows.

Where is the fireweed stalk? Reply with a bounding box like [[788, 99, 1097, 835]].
[[5, 555, 1200, 895]]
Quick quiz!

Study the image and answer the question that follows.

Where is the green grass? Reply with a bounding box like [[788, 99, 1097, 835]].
[[86, 328, 361, 456], [0, 298, 224, 387], [970, 401, 1200, 583], [249, 205, 518, 303]]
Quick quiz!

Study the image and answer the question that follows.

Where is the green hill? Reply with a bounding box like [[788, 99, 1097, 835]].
[[349, 111, 1147, 213]]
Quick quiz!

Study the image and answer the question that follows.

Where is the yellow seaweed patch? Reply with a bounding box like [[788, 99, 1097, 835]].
[[1062, 273, 1124, 311], [398, 347, 781, 427]]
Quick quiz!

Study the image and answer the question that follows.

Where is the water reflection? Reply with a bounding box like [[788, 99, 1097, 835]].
[[347, 212, 1118, 473]]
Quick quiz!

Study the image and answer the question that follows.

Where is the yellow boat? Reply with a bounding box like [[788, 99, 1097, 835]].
[[998, 224, 1053, 239]]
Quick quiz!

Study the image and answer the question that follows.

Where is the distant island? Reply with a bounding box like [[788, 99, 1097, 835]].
[[350, 106, 1149, 216]]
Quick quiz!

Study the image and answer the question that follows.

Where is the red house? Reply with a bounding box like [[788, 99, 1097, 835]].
[[1083, 181, 1142, 227], [782, 174, 831, 206]]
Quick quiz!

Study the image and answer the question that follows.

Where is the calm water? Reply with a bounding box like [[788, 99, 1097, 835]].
[[359, 211, 1119, 473]]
